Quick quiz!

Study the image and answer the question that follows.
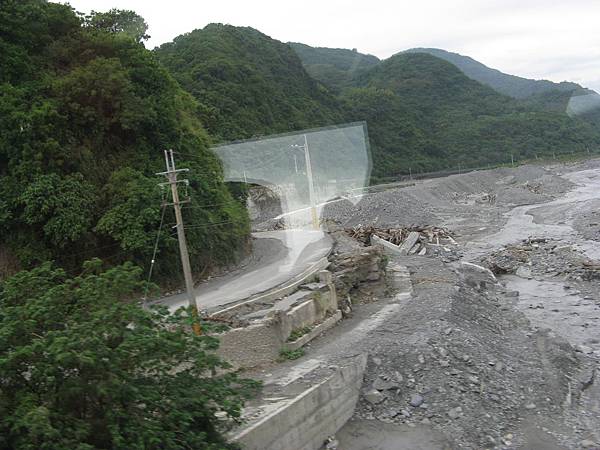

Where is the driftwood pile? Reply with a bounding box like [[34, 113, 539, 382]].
[[345, 225, 456, 253]]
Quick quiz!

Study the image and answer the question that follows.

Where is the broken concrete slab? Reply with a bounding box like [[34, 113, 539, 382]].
[[399, 231, 421, 255]]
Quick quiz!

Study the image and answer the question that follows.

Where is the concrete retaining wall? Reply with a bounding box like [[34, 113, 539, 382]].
[[215, 270, 340, 369], [233, 353, 368, 450]]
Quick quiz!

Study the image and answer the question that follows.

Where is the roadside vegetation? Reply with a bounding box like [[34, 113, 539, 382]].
[[0, 259, 259, 449], [0, 1, 249, 281]]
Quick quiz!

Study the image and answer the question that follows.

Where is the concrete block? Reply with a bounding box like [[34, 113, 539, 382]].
[[398, 231, 420, 255], [284, 310, 343, 351]]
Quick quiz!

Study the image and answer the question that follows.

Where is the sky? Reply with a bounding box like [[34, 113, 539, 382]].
[[64, 0, 600, 92]]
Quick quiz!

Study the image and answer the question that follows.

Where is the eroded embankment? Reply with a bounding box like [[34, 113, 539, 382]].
[[340, 257, 598, 449], [333, 162, 600, 449]]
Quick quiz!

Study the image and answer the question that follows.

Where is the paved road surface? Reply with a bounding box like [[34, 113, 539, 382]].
[[155, 229, 332, 312]]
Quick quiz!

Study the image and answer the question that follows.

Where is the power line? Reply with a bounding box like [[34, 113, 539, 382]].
[[183, 220, 240, 230], [143, 202, 167, 301], [181, 199, 244, 210]]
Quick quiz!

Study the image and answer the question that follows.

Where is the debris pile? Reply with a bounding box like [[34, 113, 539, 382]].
[[449, 191, 496, 205], [353, 258, 596, 449], [522, 181, 543, 194], [343, 225, 461, 262], [483, 238, 600, 281], [345, 225, 455, 247]]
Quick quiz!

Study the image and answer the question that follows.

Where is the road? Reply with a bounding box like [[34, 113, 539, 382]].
[[154, 229, 332, 313]]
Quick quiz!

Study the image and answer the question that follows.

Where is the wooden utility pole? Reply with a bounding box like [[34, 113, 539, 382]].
[[157, 149, 202, 335]]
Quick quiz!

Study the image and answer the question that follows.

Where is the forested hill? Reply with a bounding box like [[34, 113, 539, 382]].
[[155, 25, 343, 141], [288, 43, 380, 90], [403, 48, 585, 99], [342, 53, 600, 177], [0, 1, 249, 278], [403, 48, 600, 126]]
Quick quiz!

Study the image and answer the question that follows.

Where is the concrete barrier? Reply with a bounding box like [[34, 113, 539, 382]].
[[232, 353, 368, 450]]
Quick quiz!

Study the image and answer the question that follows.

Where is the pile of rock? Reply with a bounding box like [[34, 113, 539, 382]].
[[483, 238, 600, 281]]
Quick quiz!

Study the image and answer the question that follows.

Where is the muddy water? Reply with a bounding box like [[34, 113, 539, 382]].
[[466, 168, 600, 261], [503, 275, 600, 358]]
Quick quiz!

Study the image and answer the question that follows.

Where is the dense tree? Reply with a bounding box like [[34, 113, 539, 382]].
[[155, 24, 344, 141], [343, 53, 600, 178], [0, 260, 258, 449], [0, 1, 249, 279], [85, 8, 150, 43]]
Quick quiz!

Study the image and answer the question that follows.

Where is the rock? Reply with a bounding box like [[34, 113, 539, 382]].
[[409, 394, 424, 407], [324, 436, 339, 450], [372, 357, 382, 366], [447, 406, 462, 419], [581, 440, 599, 448], [373, 376, 400, 391], [364, 388, 385, 405], [524, 403, 536, 409], [366, 271, 380, 281], [459, 261, 498, 289], [516, 265, 533, 279]]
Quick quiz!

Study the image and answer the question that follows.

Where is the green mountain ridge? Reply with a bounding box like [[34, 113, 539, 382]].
[[288, 42, 380, 90], [155, 25, 344, 141], [343, 52, 600, 177], [403, 47, 589, 99]]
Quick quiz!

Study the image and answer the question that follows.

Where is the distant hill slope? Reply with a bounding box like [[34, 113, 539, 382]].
[[403, 47, 585, 99], [155, 25, 343, 141], [288, 43, 380, 90], [405, 48, 600, 127], [159, 33, 600, 180], [343, 53, 600, 177]]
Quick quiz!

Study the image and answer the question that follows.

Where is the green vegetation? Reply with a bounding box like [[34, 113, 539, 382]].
[[279, 348, 305, 361], [287, 326, 312, 342], [402, 47, 583, 99], [155, 25, 344, 142], [342, 53, 600, 178], [0, 1, 249, 279], [402, 48, 600, 127], [286, 44, 600, 179], [0, 259, 259, 449], [288, 43, 380, 91]]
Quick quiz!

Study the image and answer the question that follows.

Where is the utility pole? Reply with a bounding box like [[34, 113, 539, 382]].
[[291, 135, 319, 230], [157, 149, 202, 335]]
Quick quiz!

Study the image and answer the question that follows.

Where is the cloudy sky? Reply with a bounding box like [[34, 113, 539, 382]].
[[65, 0, 600, 92]]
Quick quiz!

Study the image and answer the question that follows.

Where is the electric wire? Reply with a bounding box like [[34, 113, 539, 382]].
[[142, 202, 168, 301]]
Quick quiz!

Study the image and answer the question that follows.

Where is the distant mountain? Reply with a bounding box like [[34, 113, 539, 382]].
[[404, 48, 600, 127], [155, 25, 343, 141], [343, 52, 600, 177], [288, 43, 380, 90], [160, 33, 600, 179], [403, 48, 585, 98]]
